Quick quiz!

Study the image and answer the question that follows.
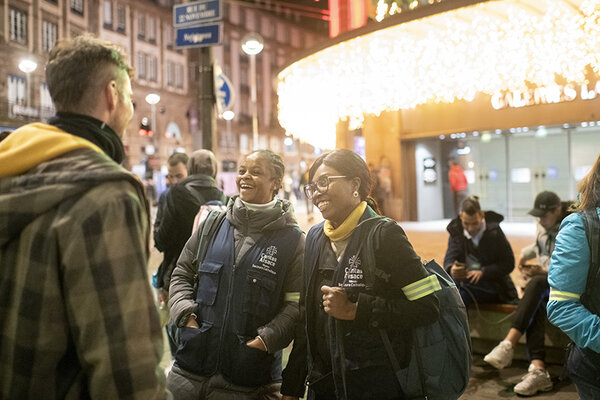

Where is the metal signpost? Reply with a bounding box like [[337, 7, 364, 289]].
[[174, 0, 223, 150]]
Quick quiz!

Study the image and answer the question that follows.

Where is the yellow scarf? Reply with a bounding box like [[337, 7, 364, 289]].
[[323, 201, 367, 242]]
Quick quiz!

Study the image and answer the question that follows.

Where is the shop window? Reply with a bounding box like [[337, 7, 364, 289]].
[[138, 13, 145, 39], [291, 28, 301, 48], [10, 8, 28, 45], [277, 22, 288, 44], [148, 17, 156, 44], [71, 0, 84, 16], [165, 24, 173, 49], [175, 64, 184, 88], [167, 61, 174, 87], [8, 75, 26, 105], [104, 1, 112, 29], [137, 52, 146, 79], [117, 5, 126, 33], [149, 56, 157, 82], [42, 21, 58, 52], [40, 83, 55, 119]]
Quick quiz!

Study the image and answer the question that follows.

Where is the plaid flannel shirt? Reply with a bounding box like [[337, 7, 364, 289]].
[[0, 147, 168, 399]]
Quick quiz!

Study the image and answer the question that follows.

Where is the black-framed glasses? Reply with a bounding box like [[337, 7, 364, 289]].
[[304, 175, 347, 200]]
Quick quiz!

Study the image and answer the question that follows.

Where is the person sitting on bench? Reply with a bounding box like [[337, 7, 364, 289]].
[[484, 191, 570, 396], [444, 195, 517, 308]]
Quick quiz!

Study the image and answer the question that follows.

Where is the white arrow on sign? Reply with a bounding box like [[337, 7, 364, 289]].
[[214, 64, 235, 115]]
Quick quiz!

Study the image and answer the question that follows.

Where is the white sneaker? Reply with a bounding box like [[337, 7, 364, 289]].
[[514, 364, 553, 396], [483, 340, 514, 369]]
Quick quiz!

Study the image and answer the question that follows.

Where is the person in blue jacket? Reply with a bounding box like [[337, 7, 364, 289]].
[[547, 153, 600, 400]]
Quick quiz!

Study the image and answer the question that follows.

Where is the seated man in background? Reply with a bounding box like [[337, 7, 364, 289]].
[[483, 191, 570, 396], [444, 196, 517, 308]]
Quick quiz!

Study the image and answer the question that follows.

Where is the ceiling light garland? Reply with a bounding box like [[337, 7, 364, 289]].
[[277, 0, 600, 149]]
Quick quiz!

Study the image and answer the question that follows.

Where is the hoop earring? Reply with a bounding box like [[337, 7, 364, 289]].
[[353, 191, 359, 198]]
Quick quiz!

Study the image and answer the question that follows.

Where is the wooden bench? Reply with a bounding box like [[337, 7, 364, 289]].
[[467, 303, 570, 365]]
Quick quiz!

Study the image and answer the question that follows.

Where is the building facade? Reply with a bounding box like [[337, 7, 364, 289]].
[[1, 0, 327, 194]]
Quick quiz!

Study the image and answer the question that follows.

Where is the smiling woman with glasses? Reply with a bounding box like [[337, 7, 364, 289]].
[[284, 149, 441, 400], [303, 175, 347, 200]]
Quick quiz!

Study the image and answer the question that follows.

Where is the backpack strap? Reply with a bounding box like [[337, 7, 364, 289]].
[[581, 209, 600, 313], [358, 217, 428, 399], [192, 210, 227, 267]]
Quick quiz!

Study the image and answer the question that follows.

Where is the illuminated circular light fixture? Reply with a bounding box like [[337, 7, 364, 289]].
[[277, 0, 600, 149], [145, 93, 161, 105], [241, 33, 264, 55], [19, 59, 37, 73], [222, 110, 235, 120]]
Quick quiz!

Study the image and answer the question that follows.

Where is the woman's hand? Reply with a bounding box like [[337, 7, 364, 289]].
[[321, 285, 357, 320]]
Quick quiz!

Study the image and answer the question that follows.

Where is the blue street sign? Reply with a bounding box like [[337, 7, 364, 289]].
[[215, 70, 235, 113], [173, 0, 221, 27], [176, 23, 222, 48]]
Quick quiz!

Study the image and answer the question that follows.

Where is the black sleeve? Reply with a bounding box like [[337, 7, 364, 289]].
[[353, 222, 440, 331], [443, 233, 465, 272], [481, 229, 515, 280]]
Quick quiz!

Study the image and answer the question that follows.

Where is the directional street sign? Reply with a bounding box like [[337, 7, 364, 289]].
[[173, 0, 222, 27], [176, 23, 222, 48], [214, 69, 235, 113]]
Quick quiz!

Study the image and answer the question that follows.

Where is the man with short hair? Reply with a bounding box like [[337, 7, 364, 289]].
[[0, 35, 168, 399], [154, 149, 226, 293], [444, 196, 517, 308], [154, 152, 189, 241], [484, 191, 571, 396]]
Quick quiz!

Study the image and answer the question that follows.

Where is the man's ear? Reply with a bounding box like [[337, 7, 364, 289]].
[[105, 80, 119, 112]]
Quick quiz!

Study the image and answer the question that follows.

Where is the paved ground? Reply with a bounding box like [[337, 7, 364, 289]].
[[149, 204, 579, 399]]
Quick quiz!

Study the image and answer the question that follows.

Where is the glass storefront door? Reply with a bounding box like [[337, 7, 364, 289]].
[[440, 124, 599, 221]]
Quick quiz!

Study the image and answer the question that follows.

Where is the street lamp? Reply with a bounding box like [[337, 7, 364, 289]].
[[18, 58, 37, 109], [241, 33, 264, 150], [145, 93, 161, 136], [222, 110, 235, 121]]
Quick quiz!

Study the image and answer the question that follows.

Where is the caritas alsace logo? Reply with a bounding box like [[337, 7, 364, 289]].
[[342, 255, 365, 288], [253, 246, 278, 275]]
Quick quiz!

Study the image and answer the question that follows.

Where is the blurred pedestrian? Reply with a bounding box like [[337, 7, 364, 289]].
[[285, 149, 439, 399], [548, 154, 600, 400], [0, 34, 168, 399], [484, 191, 570, 396], [448, 157, 468, 216], [154, 149, 226, 294], [152, 151, 189, 352], [168, 150, 305, 399], [154, 152, 189, 243], [444, 196, 517, 308]]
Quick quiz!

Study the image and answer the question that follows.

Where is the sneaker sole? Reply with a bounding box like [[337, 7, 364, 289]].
[[483, 355, 510, 370], [514, 383, 553, 396]]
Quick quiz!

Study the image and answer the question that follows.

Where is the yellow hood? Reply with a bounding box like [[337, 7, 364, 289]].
[[0, 123, 102, 178]]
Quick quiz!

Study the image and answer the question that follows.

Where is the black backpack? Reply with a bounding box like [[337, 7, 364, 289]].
[[360, 217, 472, 400]]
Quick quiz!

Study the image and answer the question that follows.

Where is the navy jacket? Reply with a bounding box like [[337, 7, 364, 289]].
[[444, 211, 517, 303]]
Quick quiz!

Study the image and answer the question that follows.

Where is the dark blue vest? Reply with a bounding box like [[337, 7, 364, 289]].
[[175, 217, 301, 387]]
